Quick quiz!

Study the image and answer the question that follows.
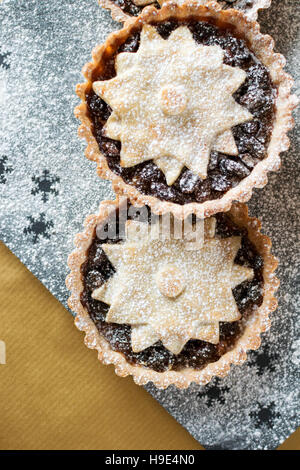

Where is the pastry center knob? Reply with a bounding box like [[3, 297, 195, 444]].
[[160, 85, 187, 116], [156, 264, 185, 298]]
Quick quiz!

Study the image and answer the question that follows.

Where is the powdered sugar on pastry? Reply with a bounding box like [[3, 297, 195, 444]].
[[93, 25, 252, 185], [92, 217, 253, 353]]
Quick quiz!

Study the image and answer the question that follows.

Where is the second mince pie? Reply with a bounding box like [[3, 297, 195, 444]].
[[76, 2, 297, 219], [66, 198, 279, 388], [98, 0, 272, 23]]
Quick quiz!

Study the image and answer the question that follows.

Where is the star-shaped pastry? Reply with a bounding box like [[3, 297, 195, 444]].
[[92, 217, 254, 354], [93, 25, 252, 185]]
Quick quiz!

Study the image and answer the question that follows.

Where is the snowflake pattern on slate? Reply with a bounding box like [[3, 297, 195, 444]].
[[197, 379, 230, 407], [0, 155, 13, 184], [31, 170, 60, 202], [23, 213, 54, 244], [0, 51, 11, 69], [249, 342, 279, 376], [250, 402, 281, 429]]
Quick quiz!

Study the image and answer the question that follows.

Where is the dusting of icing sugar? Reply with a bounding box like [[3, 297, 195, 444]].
[[161, 0, 270, 19], [92, 217, 253, 353], [291, 339, 300, 366], [93, 24, 252, 185]]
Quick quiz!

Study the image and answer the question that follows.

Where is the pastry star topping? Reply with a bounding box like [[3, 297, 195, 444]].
[[92, 218, 254, 354], [93, 25, 253, 185]]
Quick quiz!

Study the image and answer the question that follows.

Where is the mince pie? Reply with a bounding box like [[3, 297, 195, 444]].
[[98, 0, 271, 23], [66, 198, 279, 388], [76, 2, 297, 219]]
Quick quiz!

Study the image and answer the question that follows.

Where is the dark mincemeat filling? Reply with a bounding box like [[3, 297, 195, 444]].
[[86, 20, 276, 205], [111, 1, 255, 17], [80, 207, 264, 372]]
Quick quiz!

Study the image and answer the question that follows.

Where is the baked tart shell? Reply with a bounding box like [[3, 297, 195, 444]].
[[98, 0, 130, 23], [76, 1, 297, 220], [98, 0, 272, 23], [66, 197, 279, 389]]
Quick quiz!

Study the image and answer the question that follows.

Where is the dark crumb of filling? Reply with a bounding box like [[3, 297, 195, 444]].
[[112, 0, 160, 16], [80, 207, 264, 372], [86, 20, 276, 205]]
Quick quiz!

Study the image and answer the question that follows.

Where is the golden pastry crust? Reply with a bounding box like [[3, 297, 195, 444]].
[[98, 0, 272, 23], [66, 197, 279, 389], [98, 0, 130, 23], [76, 1, 297, 220]]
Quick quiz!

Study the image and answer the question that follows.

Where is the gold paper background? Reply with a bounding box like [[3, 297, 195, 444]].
[[0, 242, 298, 450]]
